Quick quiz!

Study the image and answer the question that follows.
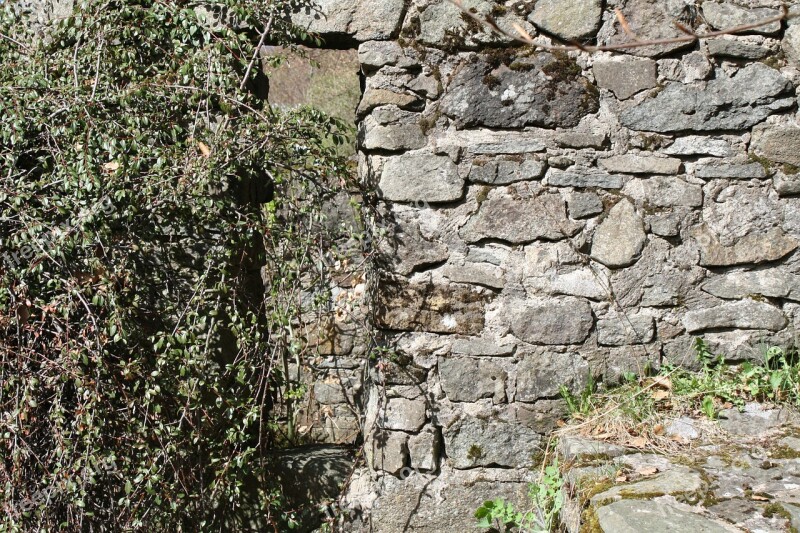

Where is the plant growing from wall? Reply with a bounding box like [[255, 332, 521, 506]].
[[0, 0, 355, 529]]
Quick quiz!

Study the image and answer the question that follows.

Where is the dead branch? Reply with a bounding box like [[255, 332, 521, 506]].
[[448, 0, 793, 53]]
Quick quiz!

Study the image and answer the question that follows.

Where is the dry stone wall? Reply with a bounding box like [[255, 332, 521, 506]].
[[290, 0, 800, 530]]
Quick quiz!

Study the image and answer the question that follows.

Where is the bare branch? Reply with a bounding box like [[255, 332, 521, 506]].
[[0, 31, 30, 53], [239, 11, 275, 92], [614, 8, 641, 43]]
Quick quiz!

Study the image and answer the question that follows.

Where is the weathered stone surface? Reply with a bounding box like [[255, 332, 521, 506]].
[[392, 223, 450, 276], [593, 60, 658, 100], [529, 0, 602, 41], [438, 357, 506, 403], [545, 168, 625, 189], [437, 129, 546, 154], [695, 163, 767, 180], [707, 38, 769, 60], [439, 54, 599, 129], [451, 338, 515, 357], [417, 0, 533, 48], [599, 154, 682, 175], [408, 429, 439, 472], [381, 398, 426, 432], [703, 3, 781, 35], [371, 430, 408, 474], [648, 214, 681, 237], [785, 25, 800, 65], [442, 261, 505, 289], [596, 499, 731, 533], [683, 299, 787, 333], [623, 177, 703, 207], [663, 137, 732, 157], [691, 225, 799, 266], [362, 118, 426, 151], [460, 193, 581, 244], [468, 159, 546, 185], [591, 200, 646, 268], [555, 132, 607, 149], [592, 466, 705, 505], [559, 436, 628, 461], [509, 297, 594, 345], [718, 403, 794, 436], [597, 313, 655, 346], [444, 416, 542, 468], [603, 0, 693, 57], [525, 267, 609, 301], [620, 64, 793, 133], [375, 279, 490, 335], [378, 154, 464, 203], [751, 126, 800, 167], [357, 40, 416, 71], [702, 270, 800, 301], [357, 88, 421, 116], [290, 0, 406, 42], [568, 192, 604, 219], [516, 351, 590, 400]]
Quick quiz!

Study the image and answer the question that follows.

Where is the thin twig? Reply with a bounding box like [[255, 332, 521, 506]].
[[0, 31, 30, 52], [239, 12, 274, 92]]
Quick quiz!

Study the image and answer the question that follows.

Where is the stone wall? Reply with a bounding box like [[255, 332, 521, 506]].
[[290, 0, 800, 530]]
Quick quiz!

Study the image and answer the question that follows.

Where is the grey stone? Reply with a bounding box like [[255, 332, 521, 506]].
[[623, 177, 703, 207], [358, 40, 416, 71], [703, 3, 782, 35], [683, 299, 787, 333], [375, 279, 490, 335], [680, 51, 713, 82], [525, 267, 609, 301], [444, 416, 542, 468], [555, 132, 608, 149], [382, 398, 426, 432], [593, 60, 658, 100], [559, 436, 628, 461], [596, 499, 731, 533], [529, 0, 603, 41], [603, 0, 694, 57], [460, 193, 581, 244], [775, 173, 800, 196], [468, 159, 546, 185], [599, 154, 682, 175], [718, 404, 794, 436], [665, 417, 701, 441], [439, 53, 599, 129], [408, 429, 439, 472], [374, 361, 429, 386], [707, 38, 769, 60], [545, 168, 625, 189], [785, 25, 800, 65], [702, 270, 800, 300], [314, 381, 354, 405], [547, 155, 575, 169], [438, 129, 546, 155], [438, 357, 506, 403], [378, 154, 464, 203], [695, 163, 767, 180], [648, 214, 681, 237], [691, 225, 799, 266], [357, 87, 421, 116], [442, 261, 505, 289], [620, 63, 793, 133], [516, 351, 590, 400], [371, 430, 408, 474], [568, 192, 604, 219], [417, 0, 532, 48], [510, 297, 594, 346], [592, 467, 705, 505], [451, 338, 515, 357], [362, 119, 426, 151], [591, 200, 646, 268], [290, 0, 406, 42], [663, 137, 732, 157], [751, 126, 800, 167], [393, 224, 450, 276], [597, 313, 655, 346], [406, 73, 441, 99]]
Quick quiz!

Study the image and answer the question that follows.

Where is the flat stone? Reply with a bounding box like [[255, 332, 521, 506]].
[[663, 137, 732, 157], [438, 357, 506, 403], [357, 87, 421, 116], [529, 0, 603, 41], [702, 270, 800, 300], [442, 262, 505, 289], [290, 0, 406, 42], [751, 126, 800, 167], [603, 0, 694, 57], [393, 226, 450, 276], [357, 41, 416, 71], [417, 0, 532, 48], [593, 59, 658, 100], [703, 3, 782, 35], [451, 338, 515, 357], [692, 225, 799, 266], [623, 177, 703, 207], [785, 25, 800, 65], [592, 467, 705, 505], [375, 278, 490, 335], [437, 129, 546, 155], [381, 398, 426, 432], [510, 297, 594, 345], [648, 214, 681, 237], [596, 499, 731, 533], [695, 163, 767, 180], [460, 193, 581, 244], [559, 436, 628, 461], [444, 416, 542, 468], [568, 192, 604, 219], [620, 63, 793, 133], [378, 154, 464, 203], [597, 313, 655, 346], [371, 430, 408, 474], [718, 404, 794, 436], [545, 168, 625, 189], [362, 119, 426, 151], [468, 159, 546, 185], [665, 417, 700, 441], [408, 429, 439, 472], [683, 299, 787, 333], [525, 267, 609, 301], [775, 173, 800, 196], [555, 132, 608, 149], [439, 53, 599, 129], [591, 200, 646, 268], [599, 154, 682, 175], [516, 351, 590, 400], [707, 38, 769, 60]]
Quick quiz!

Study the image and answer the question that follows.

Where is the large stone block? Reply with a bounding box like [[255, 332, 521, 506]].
[[529, 0, 603, 41], [597, 313, 656, 346], [683, 300, 787, 333], [438, 357, 506, 403], [702, 270, 800, 301], [691, 225, 798, 267], [290, 0, 406, 41], [509, 297, 594, 346], [599, 154, 682, 175], [381, 398, 427, 432], [444, 416, 542, 468], [440, 53, 599, 129], [408, 428, 440, 472], [378, 154, 464, 203], [515, 351, 590, 400], [591, 200, 647, 268], [622, 177, 703, 208], [751, 126, 800, 167], [370, 430, 408, 474], [620, 64, 793, 132], [593, 59, 658, 100]]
